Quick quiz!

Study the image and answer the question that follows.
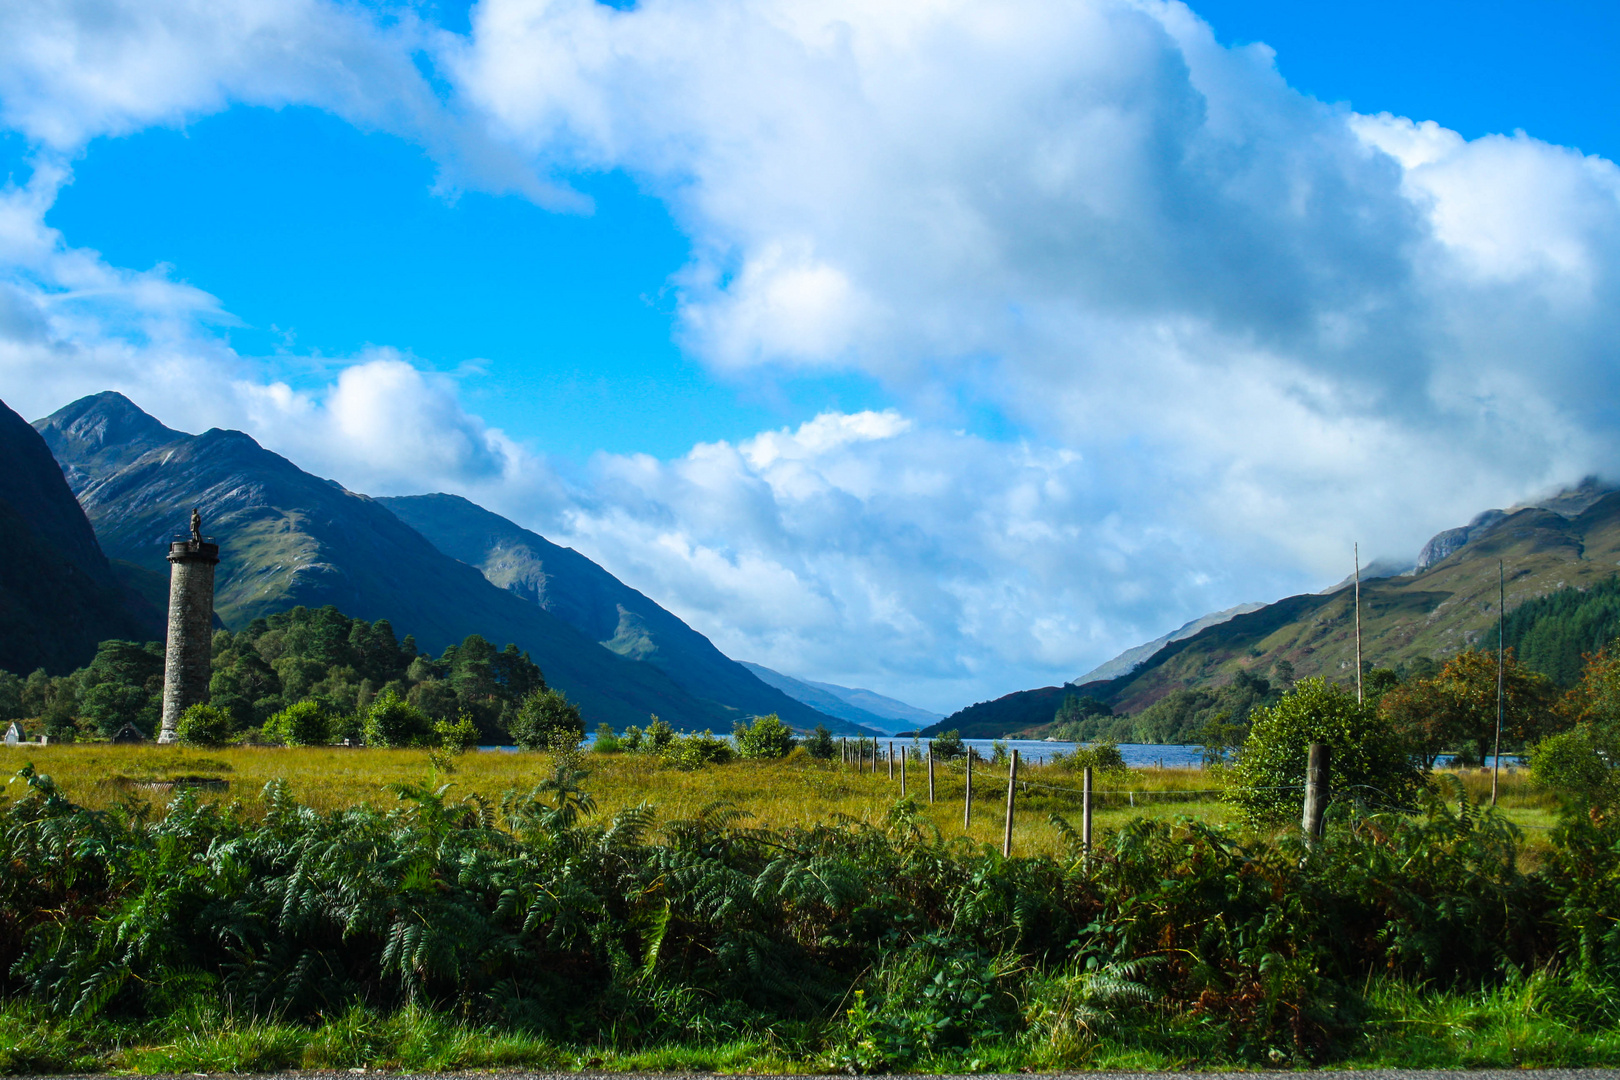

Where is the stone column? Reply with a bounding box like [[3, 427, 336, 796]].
[[158, 539, 220, 743]]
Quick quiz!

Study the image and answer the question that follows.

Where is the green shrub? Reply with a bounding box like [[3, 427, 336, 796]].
[[1227, 676, 1427, 824], [591, 722, 624, 754], [508, 688, 584, 751], [662, 729, 734, 770], [1052, 740, 1128, 775], [931, 729, 966, 761], [362, 690, 430, 748], [175, 703, 232, 747], [734, 713, 796, 759], [432, 714, 481, 752], [262, 700, 329, 746], [1531, 724, 1620, 805], [620, 724, 644, 752], [804, 724, 835, 760], [644, 717, 675, 752]]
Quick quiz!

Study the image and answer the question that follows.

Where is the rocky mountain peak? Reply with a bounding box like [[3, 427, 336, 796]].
[[34, 391, 185, 494]]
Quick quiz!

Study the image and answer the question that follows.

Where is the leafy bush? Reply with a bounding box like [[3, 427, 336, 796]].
[[175, 703, 232, 747], [662, 730, 734, 770], [644, 717, 675, 752], [432, 714, 481, 752], [362, 690, 430, 748], [1051, 740, 1128, 775], [1228, 677, 1427, 824], [804, 724, 835, 760], [931, 730, 966, 761], [591, 722, 624, 753], [508, 688, 584, 751], [734, 713, 796, 759], [262, 700, 330, 746], [1531, 725, 1620, 806]]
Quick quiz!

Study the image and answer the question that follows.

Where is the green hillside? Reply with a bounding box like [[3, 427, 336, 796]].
[[932, 490, 1620, 739]]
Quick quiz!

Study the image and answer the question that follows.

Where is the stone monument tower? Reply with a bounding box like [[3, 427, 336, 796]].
[[157, 507, 219, 743]]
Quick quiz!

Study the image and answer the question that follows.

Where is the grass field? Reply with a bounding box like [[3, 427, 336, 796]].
[[0, 742, 1558, 856]]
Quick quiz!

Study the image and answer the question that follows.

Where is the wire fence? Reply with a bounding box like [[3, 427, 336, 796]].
[[831, 743, 1555, 847]]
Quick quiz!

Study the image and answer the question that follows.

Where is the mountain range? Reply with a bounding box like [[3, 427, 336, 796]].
[[21, 387, 1613, 744], [28, 391, 882, 735], [926, 478, 1620, 738], [738, 662, 942, 735]]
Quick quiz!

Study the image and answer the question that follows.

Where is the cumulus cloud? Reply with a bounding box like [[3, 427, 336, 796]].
[[450, 0, 1620, 574], [3, 0, 1620, 706], [0, 0, 572, 204], [551, 411, 1264, 711]]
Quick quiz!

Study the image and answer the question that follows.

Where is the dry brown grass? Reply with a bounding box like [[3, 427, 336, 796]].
[[0, 744, 1556, 857]]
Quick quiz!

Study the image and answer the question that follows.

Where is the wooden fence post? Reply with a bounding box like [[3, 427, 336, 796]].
[[888, 741, 894, 780], [927, 743, 935, 803], [1301, 741, 1330, 843], [841, 737, 846, 765], [900, 747, 906, 797], [1002, 749, 1019, 857], [964, 751, 973, 831], [1082, 765, 1093, 860]]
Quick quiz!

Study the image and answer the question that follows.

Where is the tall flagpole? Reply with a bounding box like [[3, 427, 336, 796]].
[[1354, 542, 1363, 705], [1492, 559, 1505, 807]]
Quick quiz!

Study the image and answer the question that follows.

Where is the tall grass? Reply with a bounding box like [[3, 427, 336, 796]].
[[0, 744, 1553, 856]]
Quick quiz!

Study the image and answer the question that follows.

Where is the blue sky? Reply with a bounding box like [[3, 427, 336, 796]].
[[24, 0, 1615, 463], [1, 0, 1618, 710], [33, 106, 895, 460]]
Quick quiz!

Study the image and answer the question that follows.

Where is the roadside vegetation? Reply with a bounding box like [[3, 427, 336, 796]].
[[0, 740, 1614, 1074]]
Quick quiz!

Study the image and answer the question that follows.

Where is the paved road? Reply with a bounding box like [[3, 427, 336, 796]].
[[12, 1071, 1620, 1080]]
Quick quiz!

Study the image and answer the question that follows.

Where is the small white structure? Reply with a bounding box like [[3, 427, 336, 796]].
[[3, 720, 24, 746]]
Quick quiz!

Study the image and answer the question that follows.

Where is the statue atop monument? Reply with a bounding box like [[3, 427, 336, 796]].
[[190, 507, 202, 544]]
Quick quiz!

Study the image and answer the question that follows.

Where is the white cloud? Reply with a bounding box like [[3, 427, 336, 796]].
[[552, 412, 1250, 711], [0, 0, 574, 204], [449, 0, 1620, 578]]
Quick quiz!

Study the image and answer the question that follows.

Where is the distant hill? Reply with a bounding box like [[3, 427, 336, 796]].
[[0, 396, 158, 674], [33, 393, 770, 732], [378, 493, 859, 735], [738, 662, 934, 735], [805, 678, 942, 733], [929, 480, 1620, 739], [921, 686, 1073, 739], [1071, 602, 1265, 685]]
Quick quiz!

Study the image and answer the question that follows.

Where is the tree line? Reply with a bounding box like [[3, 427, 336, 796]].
[[0, 605, 557, 746]]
